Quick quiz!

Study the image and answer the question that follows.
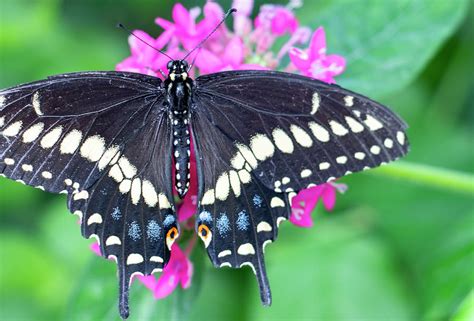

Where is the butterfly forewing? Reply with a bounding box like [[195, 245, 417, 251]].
[[193, 70, 409, 193]]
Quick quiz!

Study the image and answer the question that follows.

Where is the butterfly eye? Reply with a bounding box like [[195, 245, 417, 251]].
[[166, 226, 179, 250], [167, 61, 173, 70], [181, 60, 189, 70], [198, 224, 212, 248]]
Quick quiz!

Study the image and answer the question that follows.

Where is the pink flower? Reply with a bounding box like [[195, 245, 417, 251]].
[[195, 36, 267, 73], [255, 5, 298, 36], [290, 182, 347, 227], [232, 0, 254, 36], [137, 243, 193, 299], [289, 27, 346, 83], [116, 30, 171, 77]]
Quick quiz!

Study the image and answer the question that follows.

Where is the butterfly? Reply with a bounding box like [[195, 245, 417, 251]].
[[0, 17, 409, 321]]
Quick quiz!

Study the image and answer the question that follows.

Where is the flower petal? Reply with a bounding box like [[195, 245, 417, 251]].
[[289, 186, 325, 227], [309, 26, 327, 58], [321, 184, 337, 210], [223, 37, 244, 67], [289, 47, 310, 71]]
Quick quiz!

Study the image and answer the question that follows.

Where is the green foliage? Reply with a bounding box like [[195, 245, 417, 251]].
[[0, 1, 472, 321]]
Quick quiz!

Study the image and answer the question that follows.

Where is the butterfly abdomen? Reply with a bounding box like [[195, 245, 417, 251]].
[[165, 70, 193, 198], [172, 114, 190, 197]]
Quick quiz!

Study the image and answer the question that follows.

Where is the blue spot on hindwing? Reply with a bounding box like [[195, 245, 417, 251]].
[[163, 215, 175, 227], [216, 213, 231, 237], [253, 194, 263, 208], [199, 211, 212, 223], [147, 220, 161, 241], [236, 210, 250, 231], [128, 221, 141, 241], [111, 207, 121, 220]]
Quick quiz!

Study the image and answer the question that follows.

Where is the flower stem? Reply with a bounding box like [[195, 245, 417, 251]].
[[369, 161, 474, 195]]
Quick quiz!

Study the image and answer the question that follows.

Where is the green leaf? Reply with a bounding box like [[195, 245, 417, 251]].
[[246, 210, 416, 321], [297, 0, 469, 96]]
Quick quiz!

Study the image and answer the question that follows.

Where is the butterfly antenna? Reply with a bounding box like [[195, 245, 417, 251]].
[[117, 23, 174, 61], [182, 8, 237, 61]]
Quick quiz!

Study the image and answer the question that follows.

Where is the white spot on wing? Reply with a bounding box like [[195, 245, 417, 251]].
[[272, 128, 294, 153], [131, 178, 142, 204], [109, 164, 124, 182], [236, 144, 258, 169], [229, 170, 241, 197], [158, 193, 172, 209], [22, 123, 44, 143], [230, 152, 245, 170], [237, 243, 255, 255], [270, 196, 285, 208], [87, 213, 103, 225], [21, 164, 33, 172], [354, 152, 366, 160], [345, 116, 364, 133], [308, 122, 330, 142], [0, 116, 4, 128], [300, 169, 312, 178], [218, 250, 232, 258], [370, 145, 381, 155], [2, 121, 23, 137], [98, 145, 120, 170], [397, 131, 405, 145], [32, 92, 43, 115], [201, 189, 215, 205], [319, 162, 330, 170], [257, 221, 272, 233], [282, 176, 290, 185], [41, 171, 52, 179], [311, 92, 320, 114], [80, 135, 105, 162], [344, 95, 354, 107], [329, 120, 348, 136], [73, 190, 89, 201], [118, 156, 137, 179], [336, 156, 348, 164], [238, 169, 251, 184], [150, 256, 164, 263], [106, 235, 121, 246], [142, 180, 158, 207], [290, 125, 313, 147], [215, 172, 230, 201], [364, 115, 384, 131], [0, 95, 5, 109], [250, 133, 275, 161], [41, 126, 63, 149], [384, 138, 394, 148], [119, 179, 131, 194], [127, 253, 144, 265], [60, 129, 83, 154]]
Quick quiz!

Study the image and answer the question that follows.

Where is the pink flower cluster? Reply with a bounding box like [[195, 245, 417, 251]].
[[111, 0, 347, 299]]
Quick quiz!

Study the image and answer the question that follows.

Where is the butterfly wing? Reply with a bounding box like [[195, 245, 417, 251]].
[[190, 70, 409, 303], [194, 70, 409, 191], [0, 72, 178, 318]]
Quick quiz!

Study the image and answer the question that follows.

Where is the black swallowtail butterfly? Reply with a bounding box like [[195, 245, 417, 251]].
[[0, 13, 409, 320]]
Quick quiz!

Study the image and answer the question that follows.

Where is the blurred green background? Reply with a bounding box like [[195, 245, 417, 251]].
[[0, 0, 473, 320]]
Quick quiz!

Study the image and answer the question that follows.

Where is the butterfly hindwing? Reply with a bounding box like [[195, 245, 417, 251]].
[[193, 70, 409, 192], [191, 111, 292, 304], [0, 71, 179, 318]]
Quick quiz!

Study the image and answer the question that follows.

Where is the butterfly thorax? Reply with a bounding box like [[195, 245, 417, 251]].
[[165, 60, 193, 198]]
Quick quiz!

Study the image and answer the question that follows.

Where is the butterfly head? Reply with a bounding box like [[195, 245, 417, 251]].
[[167, 60, 189, 82]]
